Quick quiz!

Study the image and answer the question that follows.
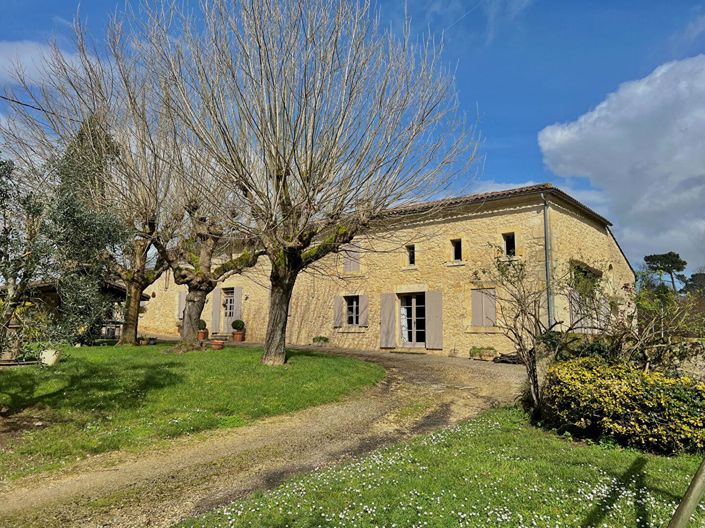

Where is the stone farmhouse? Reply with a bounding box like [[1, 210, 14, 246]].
[[139, 184, 635, 356]]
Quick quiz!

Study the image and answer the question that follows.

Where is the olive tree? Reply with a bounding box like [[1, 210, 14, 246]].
[[0, 156, 52, 357], [144, 0, 472, 364]]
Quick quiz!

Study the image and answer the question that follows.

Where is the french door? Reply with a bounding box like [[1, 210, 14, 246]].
[[223, 289, 235, 330], [400, 293, 426, 346]]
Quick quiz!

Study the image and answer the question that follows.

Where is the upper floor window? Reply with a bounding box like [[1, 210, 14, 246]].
[[343, 248, 360, 273], [451, 239, 462, 261], [406, 244, 416, 266], [503, 232, 516, 257]]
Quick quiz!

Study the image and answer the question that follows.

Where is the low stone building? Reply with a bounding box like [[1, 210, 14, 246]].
[[139, 183, 634, 356]]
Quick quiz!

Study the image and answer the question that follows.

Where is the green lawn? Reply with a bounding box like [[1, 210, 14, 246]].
[[180, 408, 705, 528], [0, 345, 384, 481]]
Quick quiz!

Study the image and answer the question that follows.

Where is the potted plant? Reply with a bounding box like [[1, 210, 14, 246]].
[[231, 320, 246, 342], [197, 319, 208, 341], [210, 339, 225, 350]]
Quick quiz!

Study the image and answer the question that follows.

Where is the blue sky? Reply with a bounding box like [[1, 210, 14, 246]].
[[1, 0, 705, 269]]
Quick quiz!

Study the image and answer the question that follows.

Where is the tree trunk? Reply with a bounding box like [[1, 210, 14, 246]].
[[526, 360, 542, 419], [179, 288, 209, 348], [261, 274, 296, 366], [119, 281, 144, 345], [0, 304, 17, 359]]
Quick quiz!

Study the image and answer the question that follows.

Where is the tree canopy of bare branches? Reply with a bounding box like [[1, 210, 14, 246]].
[[143, 0, 473, 364]]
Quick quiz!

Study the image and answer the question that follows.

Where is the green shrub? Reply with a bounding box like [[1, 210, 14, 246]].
[[543, 357, 705, 454], [198, 319, 207, 330], [231, 319, 245, 331], [312, 335, 329, 345]]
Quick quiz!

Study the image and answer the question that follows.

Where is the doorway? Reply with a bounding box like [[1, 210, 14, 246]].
[[223, 288, 236, 330], [399, 293, 425, 346]]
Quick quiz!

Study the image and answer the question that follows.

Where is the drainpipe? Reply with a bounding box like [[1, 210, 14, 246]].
[[541, 193, 555, 327]]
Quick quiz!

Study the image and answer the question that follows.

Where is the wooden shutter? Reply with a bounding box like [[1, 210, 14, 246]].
[[483, 289, 496, 326], [471, 290, 483, 326], [233, 287, 243, 320], [379, 293, 396, 348], [333, 297, 344, 328], [359, 295, 369, 327], [211, 288, 222, 333], [471, 289, 496, 327], [177, 291, 186, 320], [426, 291, 443, 350]]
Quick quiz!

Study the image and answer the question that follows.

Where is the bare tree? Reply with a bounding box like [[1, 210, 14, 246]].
[[153, 148, 264, 349], [144, 0, 472, 364], [478, 253, 604, 414], [0, 20, 182, 344]]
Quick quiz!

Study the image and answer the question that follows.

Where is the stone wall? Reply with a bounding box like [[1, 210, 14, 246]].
[[139, 192, 634, 358]]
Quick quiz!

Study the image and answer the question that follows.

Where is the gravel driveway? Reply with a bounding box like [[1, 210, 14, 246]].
[[0, 347, 524, 527]]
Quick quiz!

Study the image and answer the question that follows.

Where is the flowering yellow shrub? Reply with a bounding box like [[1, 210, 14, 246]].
[[543, 357, 705, 454]]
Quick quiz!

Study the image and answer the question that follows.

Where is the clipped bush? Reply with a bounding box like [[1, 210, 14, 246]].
[[198, 319, 207, 330], [543, 357, 705, 454], [231, 319, 245, 331]]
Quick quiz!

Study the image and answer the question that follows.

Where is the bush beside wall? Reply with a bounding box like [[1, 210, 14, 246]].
[[543, 357, 705, 454]]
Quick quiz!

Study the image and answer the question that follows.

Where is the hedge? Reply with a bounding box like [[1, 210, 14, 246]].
[[542, 357, 705, 454]]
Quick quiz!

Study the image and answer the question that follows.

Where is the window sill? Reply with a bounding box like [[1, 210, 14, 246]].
[[464, 325, 501, 334], [401, 265, 418, 271], [445, 261, 465, 267], [336, 326, 368, 334]]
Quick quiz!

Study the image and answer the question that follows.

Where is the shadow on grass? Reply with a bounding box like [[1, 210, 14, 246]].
[[0, 356, 184, 421], [582, 456, 650, 528]]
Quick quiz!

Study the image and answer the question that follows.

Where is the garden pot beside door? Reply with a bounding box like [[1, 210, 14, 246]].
[[197, 330, 208, 341], [231, 330, 245, 342], [210, 340, 225, 350]]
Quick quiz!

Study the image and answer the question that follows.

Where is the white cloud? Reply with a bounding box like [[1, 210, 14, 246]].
[[539, 55, 705, 269], [0, 40, 80, 86], [682, 14, 705, 42]]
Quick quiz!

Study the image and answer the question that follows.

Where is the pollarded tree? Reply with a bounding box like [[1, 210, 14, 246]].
[[0, 20, 182, 344], [154, 148, 264, 349], [144, 0, 472, 364]]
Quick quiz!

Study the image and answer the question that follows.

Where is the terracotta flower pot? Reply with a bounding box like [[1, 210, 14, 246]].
[[210, 339, 225, 350], [197, 330, 208, 341], [231, 330, 246, 342]]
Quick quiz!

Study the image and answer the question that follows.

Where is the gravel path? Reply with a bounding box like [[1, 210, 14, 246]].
[[0, 348, 524, 527]]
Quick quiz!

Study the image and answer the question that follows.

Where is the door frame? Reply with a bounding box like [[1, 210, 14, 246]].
[[399, 292, 426, 347]]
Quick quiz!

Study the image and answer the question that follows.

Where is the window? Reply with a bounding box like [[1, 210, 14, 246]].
[[451, 239, 462, 261], [343, 248, 360, 273], [345, 295, 360, 326], [406, 245, 416, 266], [471, 288, 496, 327], [503, 232, 516, 257]]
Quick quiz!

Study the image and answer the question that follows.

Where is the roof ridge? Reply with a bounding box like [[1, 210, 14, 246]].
[[383, 182, 611, 227]]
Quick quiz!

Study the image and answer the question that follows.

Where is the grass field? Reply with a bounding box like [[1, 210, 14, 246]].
[[180, 407, 705, 528], [0, 345, 384, 481]]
